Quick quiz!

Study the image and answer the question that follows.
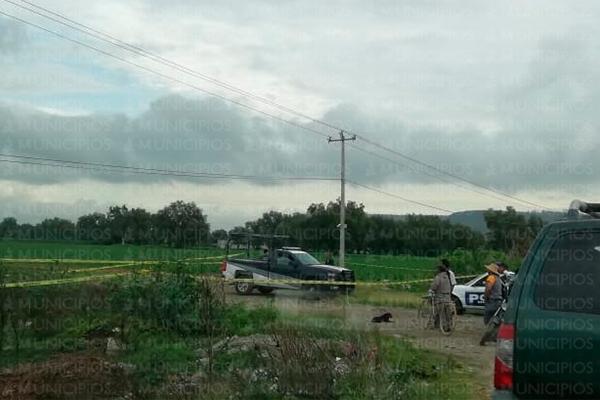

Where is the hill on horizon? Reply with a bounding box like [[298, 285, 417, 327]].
[[374, 209, 565, 233]]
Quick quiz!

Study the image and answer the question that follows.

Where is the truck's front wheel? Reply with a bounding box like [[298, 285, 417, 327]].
[[235, 282, 254, 295]]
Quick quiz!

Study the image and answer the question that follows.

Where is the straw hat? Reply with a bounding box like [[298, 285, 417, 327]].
[[485, 263, 500, 275]]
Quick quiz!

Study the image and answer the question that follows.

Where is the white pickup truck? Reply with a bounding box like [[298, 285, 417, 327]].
[[221, 247, 355, 295]]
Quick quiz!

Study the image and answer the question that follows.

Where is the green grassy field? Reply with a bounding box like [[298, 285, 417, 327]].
[[0, 242, 486, 398], [0, 239, 228, 261], [0, 240, 229, 285], [344, 253, 438, 282], [0, 240, 512, 288], [0, 275, 480, 399]]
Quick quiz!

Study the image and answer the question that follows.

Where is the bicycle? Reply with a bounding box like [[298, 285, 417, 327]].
[[417, 294, 435, 329], [418, 294, 456, 335]]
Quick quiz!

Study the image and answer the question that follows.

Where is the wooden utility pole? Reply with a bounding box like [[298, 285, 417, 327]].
[[328, 130, 356, 267]]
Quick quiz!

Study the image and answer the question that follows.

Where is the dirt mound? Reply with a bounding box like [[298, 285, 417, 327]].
[[0, 353, 133, 400]]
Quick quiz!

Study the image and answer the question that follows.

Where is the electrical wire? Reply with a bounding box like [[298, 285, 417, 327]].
[[7, 0, 552, 210], [0, 9, 330, 141], [0, 2, 551, 210], [353, 135, 550, 210], [0, 154, 338, 181], [9, 0, 341, 132], [348, 144, 517, 205], [347, 180, 455, 213], [0, 155, 456, 212]]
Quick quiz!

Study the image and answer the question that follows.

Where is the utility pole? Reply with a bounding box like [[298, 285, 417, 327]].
[[328, 130, 356, 267]]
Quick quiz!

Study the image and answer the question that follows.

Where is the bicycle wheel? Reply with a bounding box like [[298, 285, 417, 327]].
[[417, 298, 433, 329]]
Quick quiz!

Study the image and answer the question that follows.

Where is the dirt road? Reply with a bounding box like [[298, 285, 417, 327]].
[[227, 288, 496, 399]]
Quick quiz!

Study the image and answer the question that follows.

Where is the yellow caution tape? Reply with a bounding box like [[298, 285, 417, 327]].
[[0, 258, 131, 264], [1, 254, 230, 265], [3, 272, 479, 289], [4, 272, 130, 288], [185, 252, 240, 261], [219, 274, 478, 287], [68, 262, 139, 273], [346, 261, 431, 272], [1, 252, 478, 290]]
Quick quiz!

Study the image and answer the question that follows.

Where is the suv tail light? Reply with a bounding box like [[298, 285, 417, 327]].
[[494, 323, 515, 390], [220, 259, 227, 272]]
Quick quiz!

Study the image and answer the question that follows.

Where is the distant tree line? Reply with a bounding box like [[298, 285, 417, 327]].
[[225, 202, 545, 256], [0, 201, 210, 248], [0, 200, 545, 254], [225, 201, 484, 257], [483, 206, 544, 257]]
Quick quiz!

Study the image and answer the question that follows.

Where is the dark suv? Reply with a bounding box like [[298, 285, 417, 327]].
[[494, 200, 600, 399]]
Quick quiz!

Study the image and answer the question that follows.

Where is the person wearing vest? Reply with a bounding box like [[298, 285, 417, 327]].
[[483, 263, 504, 325]]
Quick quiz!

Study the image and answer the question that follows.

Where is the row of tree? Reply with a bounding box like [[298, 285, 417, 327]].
[[0, 201, 210, 248], [221, 203, 544, 256], [220, 201, 483, 256], [0, 200, 545, 254]]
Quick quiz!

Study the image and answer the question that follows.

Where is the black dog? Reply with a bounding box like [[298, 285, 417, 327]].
[[371, 312, 393, 323]]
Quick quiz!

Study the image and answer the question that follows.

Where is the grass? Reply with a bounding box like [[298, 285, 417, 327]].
[[351, 285, 425, 308], [347, 259, 436, 282], [119, 331, 198, 387], [0, 240, 519, 286], [232, 312, 480, 400], [1, 247, 436, 287], [0, 239, 227, 261], [0, 270, 482, 400], [1, 261, 128, 283]]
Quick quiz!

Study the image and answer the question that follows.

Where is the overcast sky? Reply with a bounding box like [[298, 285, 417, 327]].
[[1, 0, 599, 229]]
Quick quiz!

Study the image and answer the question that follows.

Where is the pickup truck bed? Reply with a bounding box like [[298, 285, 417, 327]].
[[221, 249, 355, 294]]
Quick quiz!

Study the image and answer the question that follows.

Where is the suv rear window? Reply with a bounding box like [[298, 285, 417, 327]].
[[534, 231, 600, 315]]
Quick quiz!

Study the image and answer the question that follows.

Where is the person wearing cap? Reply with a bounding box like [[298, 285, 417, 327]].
[[483, 262, 504, 325]]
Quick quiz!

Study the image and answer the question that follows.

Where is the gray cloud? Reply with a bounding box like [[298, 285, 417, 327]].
[[0, 95, 337, 185], [1, 70, 599, 196], [2, 0, 600, 206]]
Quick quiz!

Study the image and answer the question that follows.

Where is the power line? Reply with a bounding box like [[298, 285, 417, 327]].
[[0, 9, 330, 142], [0, 154, 453, 213], [353, 136, 550, 210], [348, 143, 518, 205], [348, 180, 455, 214], [1, 3, 551, 210], [8, 0, 342, 133], [9, 0, 550, 211], [0, 153, 338, 182]]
